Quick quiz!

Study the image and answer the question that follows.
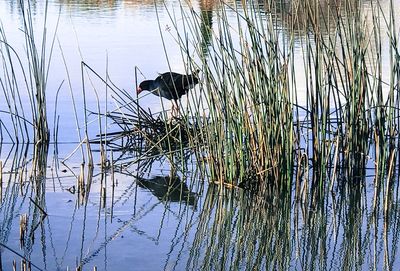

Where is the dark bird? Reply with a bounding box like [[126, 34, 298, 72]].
[[136, 70, 200, 116]]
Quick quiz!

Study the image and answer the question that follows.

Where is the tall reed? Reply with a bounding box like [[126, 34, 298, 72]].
[[0, 0, 57, 181], [166, 0, 296, 189], [157, 0, 400, 198]]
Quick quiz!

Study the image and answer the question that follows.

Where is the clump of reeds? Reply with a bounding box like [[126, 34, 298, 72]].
[[0, 0, 57, 187], [20, 0, 52, 145], [163, 0, 295, 190], [154, 0, 400, 198], [82, 0, 400, 206], [0, 0, 56, 145]]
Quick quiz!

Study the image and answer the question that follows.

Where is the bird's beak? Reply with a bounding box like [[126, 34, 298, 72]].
[[136, 86, 142, 95]]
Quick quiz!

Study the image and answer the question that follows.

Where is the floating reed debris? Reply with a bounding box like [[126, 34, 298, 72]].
[[111, 150, 115, 221], [78, 163, 85, 205], [101, 187, 106, 209], [21, 259, 31, 271], [98, 115, 203, 152], [29, 197, 48, 218], [19, 167, 24, 196], [19, 214, 27, 249]]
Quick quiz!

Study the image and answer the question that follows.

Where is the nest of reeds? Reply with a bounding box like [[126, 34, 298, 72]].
[[91, 86, 205, 159]]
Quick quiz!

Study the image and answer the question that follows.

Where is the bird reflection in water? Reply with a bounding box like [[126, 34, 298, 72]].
[[136, 175, 198, 207]]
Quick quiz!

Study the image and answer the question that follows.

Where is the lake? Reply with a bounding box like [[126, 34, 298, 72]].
[[1, 0, 400, 270]]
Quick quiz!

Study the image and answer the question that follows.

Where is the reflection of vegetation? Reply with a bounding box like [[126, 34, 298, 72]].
[[0, 145, 49, 270], [2, 0, 400, 269], [57, 0, 118, 9], [188, 187, 292, 270], [174, 182, 400, 270], [272, 0, 360, 35]]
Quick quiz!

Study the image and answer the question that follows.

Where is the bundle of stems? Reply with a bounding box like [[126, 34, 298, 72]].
[[92, 0, 400, 199], [0, 0, 56, 145], [161, 0, 400, 195], [167, 0, 295, 190]]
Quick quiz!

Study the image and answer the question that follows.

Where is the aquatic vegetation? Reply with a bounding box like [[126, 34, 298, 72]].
[[0, 0, 58, 144], [2, 0, 400, 269], [84, 0, 400, 203], [153, 0, 400, 196], [0, 0, 58, 182]]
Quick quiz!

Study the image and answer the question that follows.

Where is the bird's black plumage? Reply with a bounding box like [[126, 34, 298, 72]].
[[136, 70, 200, 116], [137, 70, 199, 100]]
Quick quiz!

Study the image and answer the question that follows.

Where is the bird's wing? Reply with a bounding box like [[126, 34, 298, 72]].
[[157, 72, 198, 93], [156, 72, 174, 87], [175, 73, 199, 90]]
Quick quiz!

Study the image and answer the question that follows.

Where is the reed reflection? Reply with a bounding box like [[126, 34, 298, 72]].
[[178, 179, 400, 270], [262, 0, 363, 37], [0, 144, 49, 270], [57, 0, 119, 8]]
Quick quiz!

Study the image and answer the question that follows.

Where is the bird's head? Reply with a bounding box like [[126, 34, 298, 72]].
[[136, 80, 152, 95], [136, 85, 143, 95]]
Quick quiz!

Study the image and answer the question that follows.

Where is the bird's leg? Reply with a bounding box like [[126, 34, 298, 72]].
[[168, 101, 175, 120], [171, 100, 179, 118], [167, 101, 178, 124], [171, 101, 176, 118], [175, 100, 180, 117]]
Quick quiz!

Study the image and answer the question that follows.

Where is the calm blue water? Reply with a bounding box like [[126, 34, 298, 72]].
[[0, 1, 400, 270]]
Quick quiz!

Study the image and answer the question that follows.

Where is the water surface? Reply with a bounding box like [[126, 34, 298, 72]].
[[0, 1, 400, 270]]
